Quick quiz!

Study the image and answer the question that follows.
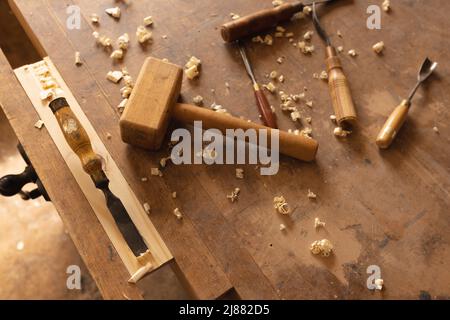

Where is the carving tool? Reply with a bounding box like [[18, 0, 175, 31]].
[[221, 0, 334, 43], [312, 2, 357, 128], [376, 58, 438, 149], [120, 57, 318, 161], [238, 42, 278, 128], [49, 97, 148, 256]]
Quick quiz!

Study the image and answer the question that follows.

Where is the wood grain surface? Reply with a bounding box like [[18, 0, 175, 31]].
[[2, 0, 449, 299]]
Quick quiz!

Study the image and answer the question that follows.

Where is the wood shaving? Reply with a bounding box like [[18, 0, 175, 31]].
[[264, 35, 273, 46], [172, 192, 177, 199], [337, 30, 343, 38], [303, 6, 312, 15], [433, 126, 440, 134], [105, 7, 121, 19], [375, 278, 384, 290], [193, 95, 204, 106], [290, 110, 301, 122], [319, 70, 328, 80], [305, 101, 313, 108], [272, 0, 284, 7], [372, 41, 385, 54], [90, 13, 99, 24], [307, 189, 317, 199], [337, 46, 344, 53], [34, 120, 44, 129], [185, 56, 201, 80], [120, 86, 133, 98], [334, 127, 351, 137], [348, 49, 357, 57], [151, 168, 162, 176], [143, 202, 151, 214], [230, 13, 240, 20], [382, 0, 390, 12], [279, 224, 286, 231], [160, 156, 171, 168], [330, 115, 337, 123], [106, 133, 112, 140], [143, 16, 154, 27], [303, 31, 313, 41], [276, 57, 284, 64], [117, 33, 130, 50], [75, 51, 82, 66], [264, 82, 277, 93], [107, 70, 123, 83], [110, 49, 124, 60], [141, 177, 148, 182], [117, 98, 128, 112], [39, 89, 55, 101], [136, 26, 152, 44], [93, 32, 112, 47], [227, 188, 240, 203], [314, 217, 326, 229], [310, 239, 333, 257], [269, 71, 278, 79], [298, 41, 315, 54], [273, 196, 291, 215], [235, 168, 244, 179], [276, 26, 286, 33], [278, 75, 285, 83], [173, 208, 183, 220], [285, 32, 294, 38]]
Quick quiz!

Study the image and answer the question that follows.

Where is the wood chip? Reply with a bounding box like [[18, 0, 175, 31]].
[[372, 41, 385, 54], [235, 168, 244, 179], [90, 13, 99, 24], [173, 208, 183, 220], [107, 70, 123, 83], [136, 26, 152, 44], [227, 188, 240, 203], [193, 95, 204, 106], [307, 189, 317, 199], [314, 217, 326, 229], [143, 203, 151, 214], [105, 7, 121, 19], [310, 239, 333, 257], [151, 168, 162, 176], [75, 51, 82, 66], [273, 196, 291, 215], [143, 16, 154, 27], [279, 224, 287, 231], [34, 120, 44, 129]]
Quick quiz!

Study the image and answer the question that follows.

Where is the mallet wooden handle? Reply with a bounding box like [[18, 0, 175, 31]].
[[49, 97, 103, 179], [326, 46, 357, 127], [173, 103, 318, 161], [254, 84, 278, 129], [221, 2, 303, 42], [376, 99, 410, 149]]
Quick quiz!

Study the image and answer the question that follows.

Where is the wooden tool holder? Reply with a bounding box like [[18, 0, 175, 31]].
[[14, 58, 172, 282]]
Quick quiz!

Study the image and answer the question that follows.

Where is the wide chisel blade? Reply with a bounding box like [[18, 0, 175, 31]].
[[101, 186, 148, 256]]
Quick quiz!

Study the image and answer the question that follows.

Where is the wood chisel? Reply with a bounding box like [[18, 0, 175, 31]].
[[312, 2, 357, 128], [49, 97, 147, 256], [221, 0, 334, 43], [238, 42, 278, 128], [376, 58, 438, 149]]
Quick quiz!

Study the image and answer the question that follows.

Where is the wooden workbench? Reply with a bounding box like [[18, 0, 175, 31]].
[[1, 0, 449, 299]]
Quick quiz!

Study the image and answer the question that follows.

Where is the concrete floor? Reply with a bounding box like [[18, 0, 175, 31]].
[[0, 0, 188, 300]]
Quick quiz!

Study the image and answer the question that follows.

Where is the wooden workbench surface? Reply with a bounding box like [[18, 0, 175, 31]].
[[1, 0, 449, 299]]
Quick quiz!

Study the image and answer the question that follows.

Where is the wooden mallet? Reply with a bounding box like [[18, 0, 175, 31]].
[[119, 57, 318, 162]]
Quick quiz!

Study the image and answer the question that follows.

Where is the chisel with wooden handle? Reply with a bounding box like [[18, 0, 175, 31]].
[[312, 2, 357, 128], [221, 0, 334, 42], [49, 97, 147, 256], [376, 58, 438, 149]]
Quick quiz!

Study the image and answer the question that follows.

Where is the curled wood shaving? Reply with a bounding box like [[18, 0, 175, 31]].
[[310, 239, 333, 257], [273, 196, 291, 215]]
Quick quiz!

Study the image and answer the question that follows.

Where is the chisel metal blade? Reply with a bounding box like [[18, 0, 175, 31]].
[[100, 184, 148, 256]]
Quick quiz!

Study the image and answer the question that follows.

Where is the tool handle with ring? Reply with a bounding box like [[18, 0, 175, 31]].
[[326, 46, 357, 128]]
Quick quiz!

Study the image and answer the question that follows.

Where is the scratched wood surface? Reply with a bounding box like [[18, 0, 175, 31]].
[[3, 0, 450, 299]]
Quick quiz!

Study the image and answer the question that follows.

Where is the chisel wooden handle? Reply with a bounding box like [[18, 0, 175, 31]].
[[326, 46, 357, 127], [173, 103, 318, 161], [221, 2, 303, 42], [254, 84, 278, 129], [376, 99, 410, 149], [49, 97, 103, 178]]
